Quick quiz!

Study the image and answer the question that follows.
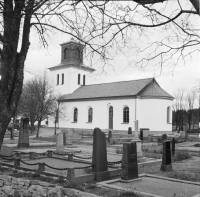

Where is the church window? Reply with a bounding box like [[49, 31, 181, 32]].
[[167, 106, 170, 123], [75, 48, 80, 59], [123, 106, 129, 123], [64, 48, 69, 59], [74, 108, 78, 122], [88, 108, 93, 122], [57, 74, 59, 85], [83, 75, 85, 85], [62, 73, 64, 84], [78, 74, 81, 85]]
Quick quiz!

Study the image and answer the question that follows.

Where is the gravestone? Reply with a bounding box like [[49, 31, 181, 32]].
[[180, 131, 186, 138], [161, 141, 172, 171], [63, 132, 67, 145], [161, 134, 167, 142], [62, 128, 81, 145], [121, 142, 139, 180], [132, 120, 143, 159], [134, 120, 139, 138], [172, 138, 175, 156], [140, 129, 143, 140], [142, 129, 149, 141], [0, 145, 13, 156], [18, 118, 30, 148], [92, 128, 110, 181], [56, 131, 64, 154], [128, 127, 132, 134], [108, 130, 112, 143]]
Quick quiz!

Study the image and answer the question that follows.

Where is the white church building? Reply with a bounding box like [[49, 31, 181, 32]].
[[48, 39, 173, 134]]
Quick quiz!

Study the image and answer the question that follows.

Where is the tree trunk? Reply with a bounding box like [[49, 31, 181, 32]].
[[30, 119, 35, 133], [36, 120, 41, 138], [11, 116, 16, 140], [0, 0, 34, 150], [54, 121, 57, 135]]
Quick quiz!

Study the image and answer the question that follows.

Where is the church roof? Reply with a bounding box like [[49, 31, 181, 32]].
[[59, 78, 174, 102], [48, 62, 95, 72], [140, 82, 172, 98]]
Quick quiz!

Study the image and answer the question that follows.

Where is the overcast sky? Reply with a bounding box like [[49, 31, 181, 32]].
[[24, 33, 200, 97], [24, 1, 200, 97]]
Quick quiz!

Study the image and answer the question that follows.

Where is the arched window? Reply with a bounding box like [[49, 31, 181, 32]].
[[167, 106, 170, 123], [123, 106, 129, 123], [75, 48, 80, 60], [64, 48, 69, 59], [88, 108, 93, 122], [74, 108, 78, 122]]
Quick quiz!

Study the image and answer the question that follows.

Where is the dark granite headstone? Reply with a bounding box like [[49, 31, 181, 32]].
[[18, 118, 30, 148], [172, 138, 175, 156], [162, 134, 167, 142], [161, 141, 172, 171], [121, 142, 138, 180], [63, 132, 67, 146], [140, 130, 143, 140], [108, 130, 112, 143], [128, 127, 132, 134], [92, 128, 109, 181]]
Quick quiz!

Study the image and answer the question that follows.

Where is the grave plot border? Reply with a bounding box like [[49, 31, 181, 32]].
[[97, 173, 200, 197]]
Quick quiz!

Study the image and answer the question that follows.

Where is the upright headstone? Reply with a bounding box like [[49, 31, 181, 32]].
[[134, 120, 139, 138], [0, 145, 13, 156], [121, 142, 139, 180], [132, 120, 143, 159], [180, 131, 186, 138], [18, 118, 30, 148], [92, 128, 109, 181], [128, 127, 132, 134], [172, 138, 175, 156], [161, 141, 172, 171], [63, 132, 67, 146], [161, 134, 167, 143], [140, 129, 143, 140], [108, 130, 112, 143], [143, 129, 149, 141], [56, 131, 64, 154]]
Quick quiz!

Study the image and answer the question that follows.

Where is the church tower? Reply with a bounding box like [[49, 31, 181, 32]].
[[48, 38, 95, 95]]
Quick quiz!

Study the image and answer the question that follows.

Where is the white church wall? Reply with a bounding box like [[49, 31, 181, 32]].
[[137, 98, 173, 134], [49, 67, 92, 95], [57, 98, 136, 131]]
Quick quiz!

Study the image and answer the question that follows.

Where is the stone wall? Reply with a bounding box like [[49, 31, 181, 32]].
[[0, 174, 99, 197]]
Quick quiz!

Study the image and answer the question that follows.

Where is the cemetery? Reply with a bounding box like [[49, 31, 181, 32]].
[[0, 120, 200, 196]]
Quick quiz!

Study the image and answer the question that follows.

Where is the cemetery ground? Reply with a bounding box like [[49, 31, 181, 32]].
[[0, 128, 200, 197]]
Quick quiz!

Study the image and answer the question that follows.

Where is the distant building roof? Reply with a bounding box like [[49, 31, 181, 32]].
[[59, 78, 174, 102]]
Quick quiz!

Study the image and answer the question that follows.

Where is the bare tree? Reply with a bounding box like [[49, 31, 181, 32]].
[[19, 80, 39, 133], [194, 79, 200, 126], [185, 90, 196, 130], [0, 0, 199, 149], [172, 89, 187, 131]]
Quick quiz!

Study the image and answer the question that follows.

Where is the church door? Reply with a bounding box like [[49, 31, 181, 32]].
[[109, 106, 113, 129]]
